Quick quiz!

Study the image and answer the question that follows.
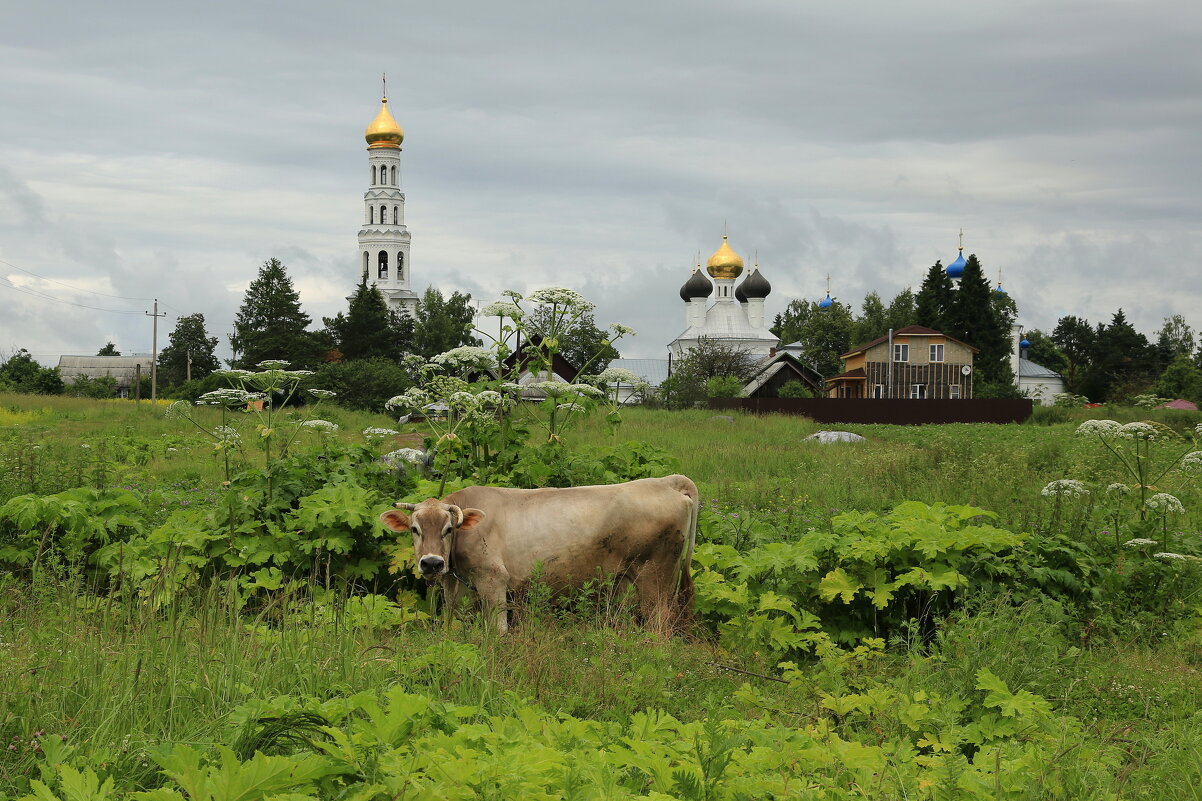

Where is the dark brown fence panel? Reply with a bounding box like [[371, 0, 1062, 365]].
[[709, 398, 1033, 424]]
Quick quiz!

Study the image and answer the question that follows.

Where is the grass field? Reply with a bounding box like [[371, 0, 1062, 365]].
[[1, 392, 1201, 799]]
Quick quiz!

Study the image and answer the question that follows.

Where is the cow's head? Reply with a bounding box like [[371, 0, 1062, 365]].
[[379, 498, 485, 578]]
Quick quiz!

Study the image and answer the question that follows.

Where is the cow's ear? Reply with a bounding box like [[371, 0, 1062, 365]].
[[379, 509, 411, 532], [458, 508, 486, 531]]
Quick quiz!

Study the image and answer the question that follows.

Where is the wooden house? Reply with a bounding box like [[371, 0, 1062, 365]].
[[825, 325, 977, 399]]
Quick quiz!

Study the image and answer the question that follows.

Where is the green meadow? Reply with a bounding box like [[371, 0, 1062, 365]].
[[2, 392, 1201, 800]]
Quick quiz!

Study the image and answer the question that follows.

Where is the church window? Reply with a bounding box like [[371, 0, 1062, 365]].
[[369, 206, 374, 224], [371, 165, 377, 185], [392, 205, 398, 224], [363, 251, 369, 277], [398, 252, 404, 280], [378, 251, 389, 280], [390, 165, 397, 185], [380, 205, 387, 224]]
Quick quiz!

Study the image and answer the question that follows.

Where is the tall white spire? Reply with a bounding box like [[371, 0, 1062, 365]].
[[358, 82, 418, 315]]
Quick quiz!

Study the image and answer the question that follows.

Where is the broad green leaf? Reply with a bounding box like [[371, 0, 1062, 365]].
[[818, 568, 861, 603]]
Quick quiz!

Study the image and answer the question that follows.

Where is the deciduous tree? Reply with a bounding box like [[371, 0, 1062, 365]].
[[413, 287, 479, 357], [158, 313, 220, 387]]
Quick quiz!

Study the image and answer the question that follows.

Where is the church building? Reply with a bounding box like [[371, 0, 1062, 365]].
[[669, 235, 779, 359], [359, 92, 419, 315]]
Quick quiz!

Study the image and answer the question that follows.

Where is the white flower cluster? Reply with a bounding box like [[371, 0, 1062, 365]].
[[1182, 451, 1202, 473], [362, 427, 399, 438], [1145, 493, 1185, 514], [1117, 422, 1161, 441], [301, 419, 339, 432], [213, 369, 255, 380], [527, 381, 603, 400], [525, 287, 594, 311], [479, 301, 523, 319], [430, 346, 497, 373], [197, 388, 263, 407], [1123, 538, 1158, 547], [164, 400, 193, 420], [608, 323, 636, 337], [1075, 419, 1122, 437], [1196, 423, 1202, 437], [596, 367, 644, 385], [1105, 483, 1131, 495], [213, 425, 240, 443], [1153, 552, 1188, 561], [308, 389, 337, 399], [257, 360, 291, 370], [1041, 479, 1090, 498], [381, 448, 427, 468], [385, 388, 432, 412]]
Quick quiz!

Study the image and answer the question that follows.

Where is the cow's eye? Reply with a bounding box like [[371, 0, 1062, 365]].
[[442, 526, 452, 537], [411, 526, 421, 537]]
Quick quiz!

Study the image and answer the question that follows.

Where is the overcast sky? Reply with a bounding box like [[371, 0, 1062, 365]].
[[2, 0, 1200, 364]]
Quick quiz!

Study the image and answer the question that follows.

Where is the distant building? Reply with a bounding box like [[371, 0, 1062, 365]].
[[1012, 329, 1065, 405], [826, 325, 978, 399], [57, 355, 153, 398], [606, 358, 670, 404], [669, 235, 779, 360]]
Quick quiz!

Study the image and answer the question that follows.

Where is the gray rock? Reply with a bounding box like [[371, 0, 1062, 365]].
[[805, 430, 866, 444]]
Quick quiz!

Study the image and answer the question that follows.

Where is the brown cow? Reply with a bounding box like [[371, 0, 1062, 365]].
[[378, 475, 699, 632]]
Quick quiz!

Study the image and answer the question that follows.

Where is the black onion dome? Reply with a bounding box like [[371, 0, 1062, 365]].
[[679, 270, 713, 301], [736, 268, 771, 301]]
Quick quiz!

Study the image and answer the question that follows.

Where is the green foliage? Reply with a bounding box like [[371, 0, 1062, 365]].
[[1052, 314, 1096, 395], [658, 339, 758, 410], [157, 313, 220, 388], [524, 305, 619, 374], [0, 350, 63, 395], [1156, 354, 1202, 402], [776, 379, 813, 398], [308, 358, 414, 412], [0, 487, 144, 573], [948, 254, 1013, 388], [914, 261, 954, 332], [68, 375, 118, 399], [705, 375, 743, 398], [229, 259, 323, 370], [96, 342, 120, 356], [412, 286, 479, 358], [777, 297, 855, 378], [321, 276, 414, 362]]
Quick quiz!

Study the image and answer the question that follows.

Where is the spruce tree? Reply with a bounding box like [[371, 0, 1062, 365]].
[[1083, 309, 1153, 401], [230, 258, 322, 369], [158, 313, 220, 387], [322, 276, 414, 362], [914, 262, 953, 331], [948, 254, 1011, 388]]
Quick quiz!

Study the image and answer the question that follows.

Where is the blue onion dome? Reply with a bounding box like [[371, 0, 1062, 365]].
[[818, 293, 833, 309], [1020, 338, 1030, 349], [679, 268, 713, 301], [735, 268, 771, 302], [946, 250, 966, 279], [994, 283, 1007, 295]]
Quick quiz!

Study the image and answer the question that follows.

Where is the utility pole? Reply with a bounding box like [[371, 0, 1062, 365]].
[[146, 299, 167, 404], [186, 349, 192, 383]]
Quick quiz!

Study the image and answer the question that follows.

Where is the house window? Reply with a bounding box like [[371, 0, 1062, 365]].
[[893, 343, 909, 362], [930, 343, 944, 362], [949, 384, 961, 399], [910, 384, 926, 399], [872, 384, 884, 399]]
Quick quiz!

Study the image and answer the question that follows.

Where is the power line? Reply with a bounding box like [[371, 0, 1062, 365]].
[[0, 256, 157, 302], [0, 274, 147, 315]]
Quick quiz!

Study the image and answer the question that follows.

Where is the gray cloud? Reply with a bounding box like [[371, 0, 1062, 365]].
[[1, 0, 1199, 364]]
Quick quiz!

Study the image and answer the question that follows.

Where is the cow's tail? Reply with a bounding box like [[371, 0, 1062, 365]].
[[668, 475, 699, 620]]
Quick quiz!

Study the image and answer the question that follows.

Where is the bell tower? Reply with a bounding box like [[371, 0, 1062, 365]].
[[358, 78, 418, 315]]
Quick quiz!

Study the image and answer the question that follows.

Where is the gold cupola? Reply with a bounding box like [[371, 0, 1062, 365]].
[[365, 96, 404, 149], [706, 235, 744, 280]]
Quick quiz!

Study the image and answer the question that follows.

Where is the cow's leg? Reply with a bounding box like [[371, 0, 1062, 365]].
[[632, 558, 677, 634], [475, 565, 511, 633]]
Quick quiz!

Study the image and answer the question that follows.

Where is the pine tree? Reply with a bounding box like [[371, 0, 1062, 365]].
[[158, 313, 220, 387], [322, 276, 414, 362], [948, 255, 1011, 388], [914, 262, 953, 331], [412, 287, 480, 358], [229, 258, 322, 369]]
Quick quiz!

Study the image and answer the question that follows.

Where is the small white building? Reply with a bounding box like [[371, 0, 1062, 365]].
[[1010, 325, 1066, 405], [669, 236, 779, 360]]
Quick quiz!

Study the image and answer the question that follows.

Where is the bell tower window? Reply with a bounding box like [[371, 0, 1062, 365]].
[[392, 205, 398, 224], [390, 165, 397, 185], [371, 165, 377, 185], [380, 205, 387, 225], [398, 252, 404, 281], [369, 206, 374, 224], [378, 250, 388, 280], [362, 251, 369, 279]]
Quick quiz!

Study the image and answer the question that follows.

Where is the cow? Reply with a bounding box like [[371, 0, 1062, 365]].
[[378, 475, 699, 633]]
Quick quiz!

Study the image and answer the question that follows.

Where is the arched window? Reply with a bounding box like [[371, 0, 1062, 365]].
[[378, 250, 389, 280], [380, 205, 387, 224], [397, 252, 404, 281], [390, 165, 397, 185], [392, 205, 398, 224], [371, 165, 377, 185], [369, 206, 374, 224], [362, 251, 369, 279]]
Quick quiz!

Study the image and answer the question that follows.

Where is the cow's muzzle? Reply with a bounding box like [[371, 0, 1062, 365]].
[[419, 555, 445, 576]]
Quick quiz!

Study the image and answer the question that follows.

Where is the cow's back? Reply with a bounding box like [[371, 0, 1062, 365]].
[[444, 476, 696, 589]]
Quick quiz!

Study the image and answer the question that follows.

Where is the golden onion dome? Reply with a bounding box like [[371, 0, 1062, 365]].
[[365, 97, 404, 149], [706, 235, 744, 280]]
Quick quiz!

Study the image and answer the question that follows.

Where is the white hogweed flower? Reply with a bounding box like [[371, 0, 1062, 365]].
[[196, 388, 251, 406], [1181, 451, 1202, 473], [1041, 479, 1090, 498], [256, 360, 291, 370], [362, 427, 399, 438], [525, 287, 594, 311], [1153, 552, 1188, 561], [479, 301, 523, 319], [308, 389, 337, 399], [608, 323, 636, 337], [1123, 538, 1158, 547], [301, 419, 339, 432], [596, 367, 643, 385], [1075, 419, 1122, 437], [1105, 483, 1131, 495], [1117, 422, 1161, 440], [385, 388, 432, 411], [1145, 493, 1185, 514]]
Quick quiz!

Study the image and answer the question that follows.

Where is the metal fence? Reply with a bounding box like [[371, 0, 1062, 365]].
[[710, 397, 1033, 424]]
